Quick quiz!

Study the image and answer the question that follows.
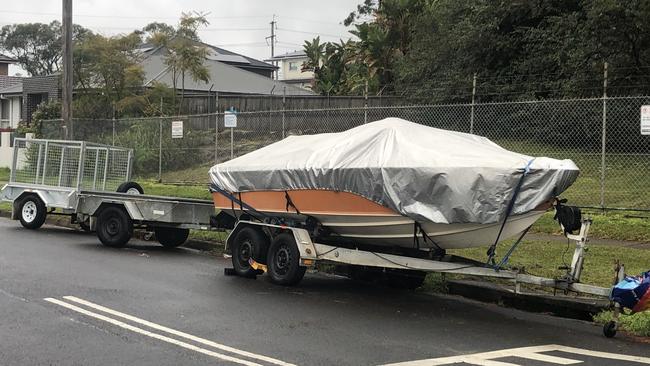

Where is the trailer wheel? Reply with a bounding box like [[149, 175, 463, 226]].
[[96, 206, 132, 247], [18, 194, 47, 230], [154, 227, 189, 248], [231, 227, 269, 278], [117, 181, 144, 195], [603, 321, 617, 338], [267, 232, 306, 286]]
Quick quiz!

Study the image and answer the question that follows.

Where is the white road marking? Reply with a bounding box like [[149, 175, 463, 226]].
[[45, 297, 290, 366], [514, 352, 581, 365], [382, 344, 650, 366], [553, 345, 650, 364], [61, 296, 293, 366]]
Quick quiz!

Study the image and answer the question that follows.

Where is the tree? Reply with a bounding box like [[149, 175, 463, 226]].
[[0, 21, 91, 76], [305, 0, 425, 95], [141, 22, 176, 44], [303, 37, 371, 95], [73, 32, 145, 118], [395, 0, 650, 102], [154, 12, 211, 113]]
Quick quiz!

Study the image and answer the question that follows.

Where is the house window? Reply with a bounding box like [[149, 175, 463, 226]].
[[289, 62, 299, 71], [0, 99, 8, 120]]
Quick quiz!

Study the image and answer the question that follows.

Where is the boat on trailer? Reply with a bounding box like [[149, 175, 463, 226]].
[[210, 118, 578, 252]]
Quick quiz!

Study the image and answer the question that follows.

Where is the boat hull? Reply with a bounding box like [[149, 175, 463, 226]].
[[213, 190, 547, 250]]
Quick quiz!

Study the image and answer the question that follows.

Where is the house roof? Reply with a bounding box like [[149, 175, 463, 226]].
[[141, 53, 313, 96], [0, 53, 16, 63], [266, 50, 307, 61], [0, 82, 22, 95], [137, 38, 277, 71]]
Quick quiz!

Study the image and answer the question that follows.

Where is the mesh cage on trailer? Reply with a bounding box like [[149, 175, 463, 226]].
[[10, 138, 133, 192]]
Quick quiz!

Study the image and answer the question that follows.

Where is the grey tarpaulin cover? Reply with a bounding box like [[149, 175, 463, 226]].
[[209, 118, 579, 224]]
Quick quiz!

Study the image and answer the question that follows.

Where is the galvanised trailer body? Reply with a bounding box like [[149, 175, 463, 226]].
[[1, 138, 215, 248]]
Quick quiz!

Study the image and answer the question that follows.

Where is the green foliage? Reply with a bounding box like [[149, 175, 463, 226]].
[[594, 309, 650, 337], [0, 167, 9, 182], [397, 0, 650, 102], [111, 120, 212, 175], [321, 0, 650, 100], [143, 12, 211, 114], [73, 32, 145, 118], [0, 21, 91, 76], [303, 37, 372, 95], [306, 0, 425, 95]]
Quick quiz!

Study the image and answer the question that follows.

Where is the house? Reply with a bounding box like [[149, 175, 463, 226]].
[[265, 50, 314, 90], [0, 54, 21, 130], [139, 39, 313, 96]]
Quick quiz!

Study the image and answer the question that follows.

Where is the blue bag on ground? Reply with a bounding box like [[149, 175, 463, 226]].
[[611, 271, 650, 312]]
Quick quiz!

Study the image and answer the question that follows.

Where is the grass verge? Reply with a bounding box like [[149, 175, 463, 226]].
[[594, 310, 650, 337], [532, 210, 650, 242], [427, 240, 650, 337]]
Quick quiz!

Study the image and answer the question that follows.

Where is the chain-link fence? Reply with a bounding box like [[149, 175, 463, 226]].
[[40, 95, 650, 211]]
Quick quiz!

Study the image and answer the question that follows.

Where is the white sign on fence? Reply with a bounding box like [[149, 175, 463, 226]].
[[642, 106, 650, 135], [224, 111, 237, 128], [171, 120, 183, 138]]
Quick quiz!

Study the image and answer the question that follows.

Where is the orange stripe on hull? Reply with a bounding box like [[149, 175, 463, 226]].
[[212, 190, 398, 216]]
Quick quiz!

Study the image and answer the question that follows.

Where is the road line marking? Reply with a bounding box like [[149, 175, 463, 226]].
[[552, 345, 650, 364], [45, 297, 264, 366], [62, 295, 294, 366], [514, 352, 581, 364], [381, 344, 650, 366], [460, 356, 520, 366]]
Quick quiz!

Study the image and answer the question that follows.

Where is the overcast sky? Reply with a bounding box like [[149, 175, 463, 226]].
[[0, 0, 360, 76]]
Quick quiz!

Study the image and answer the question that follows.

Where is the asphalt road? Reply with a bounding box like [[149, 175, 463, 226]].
[[0, 218, 648, 366]]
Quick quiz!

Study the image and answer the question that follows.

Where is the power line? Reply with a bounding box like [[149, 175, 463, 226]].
[[276, 15, 348, 27], [0, 9, 272, 20], [276, 27, 352, 39]]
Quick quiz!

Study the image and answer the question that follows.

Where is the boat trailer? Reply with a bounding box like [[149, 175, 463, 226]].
[[224, 218, 625, 338]]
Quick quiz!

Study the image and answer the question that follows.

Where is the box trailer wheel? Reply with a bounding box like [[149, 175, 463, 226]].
[[18, 194, 47, 230], [96, 206, 133, 247], [154, 227, 189, 248]]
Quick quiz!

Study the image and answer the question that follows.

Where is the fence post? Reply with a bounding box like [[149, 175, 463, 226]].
[[364, 80, 368, 124], [470, 73, 477, 134], [158, 97, 163, 183], [600, 62, 608, 210], [215, 91, 219, 164], [282, 87, 286, 139], [111, 104, 117, 147]]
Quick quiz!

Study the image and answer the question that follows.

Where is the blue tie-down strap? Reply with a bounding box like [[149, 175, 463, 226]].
[[611, 270, 650, 312], [486, 159, 535, 266]]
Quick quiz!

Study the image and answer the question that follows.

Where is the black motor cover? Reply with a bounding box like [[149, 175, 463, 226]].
[[554, 203, 582, 234]]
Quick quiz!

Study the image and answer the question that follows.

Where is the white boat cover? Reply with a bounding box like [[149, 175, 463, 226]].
[[209, 118, 579, 224]]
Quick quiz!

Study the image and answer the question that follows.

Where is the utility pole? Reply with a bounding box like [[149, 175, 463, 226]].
[[266, 15, 277, 79], [62, 0, 73, 139]]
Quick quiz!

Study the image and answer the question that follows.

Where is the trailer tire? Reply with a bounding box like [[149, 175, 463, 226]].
[[18, 194, 47, 230], [603, 321, 617, 338], [267, 232, 306, 286], [117, 181, 144, 195], [154, 227, 189, 248], [231, 227, 269, 278], [96, 206, 132, 247]]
